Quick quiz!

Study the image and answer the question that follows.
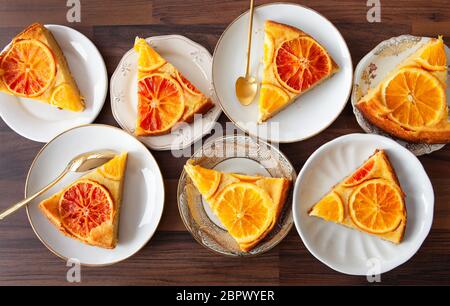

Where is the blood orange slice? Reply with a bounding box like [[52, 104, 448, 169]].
[[274, 36, 332, 93], [137, 73, 185, 135], [1, 39, 56, 97], [59, 180, 113, 239], [343, 158, 376, 187], [175, 70, 201, 95]]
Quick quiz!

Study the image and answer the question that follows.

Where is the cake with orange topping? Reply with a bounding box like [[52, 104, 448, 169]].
[[258, 20, 339, 123], [357, 36, 450, 144], [134, 38, 214, 136], [0, 23, 84, 112], [184, 161, 290, 251], [309, 150, 406, 244], [39, 153, 128, 249]]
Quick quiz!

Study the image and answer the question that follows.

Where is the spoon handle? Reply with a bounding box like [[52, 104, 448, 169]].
[[0, 167, 69, 221], [245, 0, 255, 77]]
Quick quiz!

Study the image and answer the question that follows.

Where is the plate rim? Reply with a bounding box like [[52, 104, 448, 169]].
[[176, 134, 297, 257], [0, 24, 108, 143], [211, 2, 354, 143], [110, 34, 222, 151], [292, 133, 434, 275], [24, 123, 166, 267]]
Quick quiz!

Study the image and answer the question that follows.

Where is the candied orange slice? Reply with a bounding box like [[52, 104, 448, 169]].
[[258, 84, 290, 122], [343, 158, 375, 187], [134, 37, 166, 72], [50, 83, 84, 112], [349, 178, 404, 234], [184, 163, 221, 199], [1, 39, 56, 97], [309, 192, 344, 223], [59, 179, 114, 239], [416, 36, 447, 71], [274, 36, 332, 93], [98, 153, 127, 181], [382, 67, 446, 128], [175, 70, 201, 95], [137, 73, 185, 135], [213, 183, 274, 245]]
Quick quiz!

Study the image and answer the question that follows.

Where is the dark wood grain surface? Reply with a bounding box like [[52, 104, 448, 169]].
[[1, 0, 450, 285]]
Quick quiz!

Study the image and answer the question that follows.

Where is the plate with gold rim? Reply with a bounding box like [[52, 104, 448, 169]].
[[0, 24, 107, 143], [212, 3, 353, 143], [25, 124, 165, 266]]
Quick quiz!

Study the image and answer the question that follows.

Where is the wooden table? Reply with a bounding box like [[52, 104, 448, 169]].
[[0, 0, 449, 286]]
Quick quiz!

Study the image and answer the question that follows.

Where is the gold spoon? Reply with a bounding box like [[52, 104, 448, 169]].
[[0, 150, 117, 221], [235, 0, 257, 105]]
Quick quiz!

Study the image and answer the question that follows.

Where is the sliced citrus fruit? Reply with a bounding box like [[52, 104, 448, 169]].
[[274, 36, 332, 93], [416, 37, 447, 71], [309, 192, 344, 223], [59, 179, 114, 239], [175, 70, 201, 95], [263, 33, 275, 67], [184, 163, 221, 199], [230, 173, 260, 182], [259, 84, 290, 118], [50, 83, 84, 112], [213, 182, 274, 244], [382, 67, 446, 128], [343, 158, 376, 187], [134, 37, 166, 72], [349, 178, 404, 234], [1, 39, 56, 97], [98, 153, 127, 181], [137, 73, 185, 134]]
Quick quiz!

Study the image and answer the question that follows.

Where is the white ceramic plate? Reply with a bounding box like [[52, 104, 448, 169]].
[[212, 3, 353, 143], [293, 133, 433, 275], [0, 25, 108, 143], [110, 35, 222, 151], [25, 124, 165, 266], [352, 35, 450, 156]]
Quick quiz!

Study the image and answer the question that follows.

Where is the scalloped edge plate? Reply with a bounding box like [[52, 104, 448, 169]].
[[293, 133, 433, 275], [110, 35, 222, 151]]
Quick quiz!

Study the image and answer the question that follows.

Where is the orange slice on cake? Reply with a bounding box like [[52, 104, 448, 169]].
[[258, 21, 339, 123], [357, 36, 450, 144], [309, 150, 407, 244], [0, 23, 84, 112], [134, 37, 214, 136], [39, 153, 128, 248], [184, 161, 290, 252], [136, 73, 185, 135]]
